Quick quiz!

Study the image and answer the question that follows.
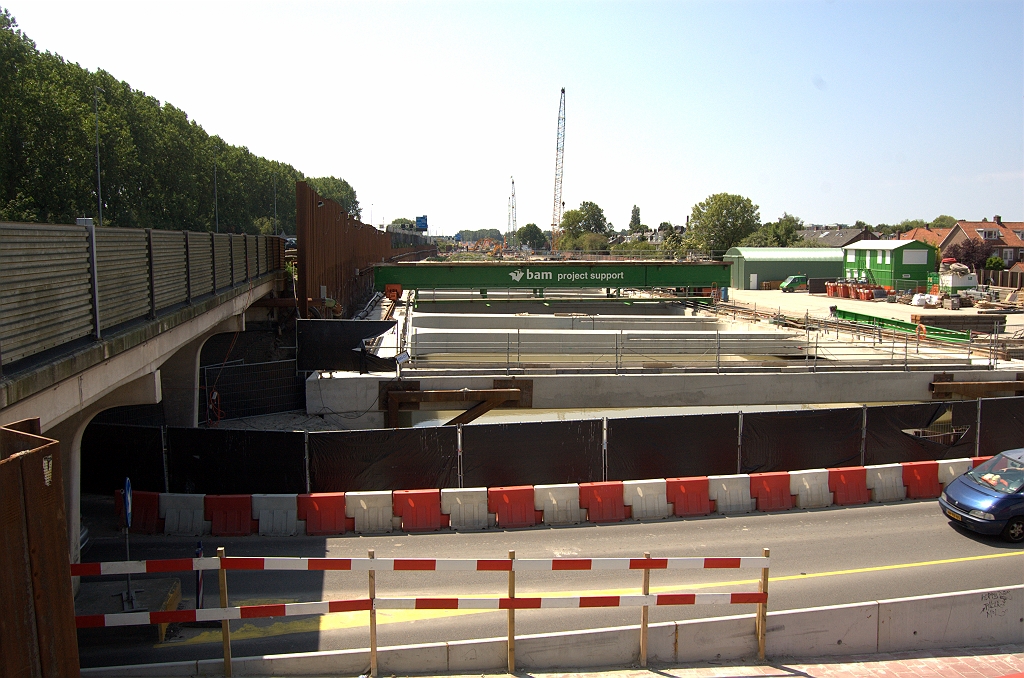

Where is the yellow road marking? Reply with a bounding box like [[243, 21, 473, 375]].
[[164, 550, 1023, 646]]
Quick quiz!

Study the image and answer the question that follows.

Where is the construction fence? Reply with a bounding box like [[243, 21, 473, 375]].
[[81, 396, 1024, 495]]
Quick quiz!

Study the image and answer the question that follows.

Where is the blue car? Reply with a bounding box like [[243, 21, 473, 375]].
[[939, 448, 1024, 542]]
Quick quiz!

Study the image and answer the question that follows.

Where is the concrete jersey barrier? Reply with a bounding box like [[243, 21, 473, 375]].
[[127, 457, 987, 537], [79, 584, 1024, 676]]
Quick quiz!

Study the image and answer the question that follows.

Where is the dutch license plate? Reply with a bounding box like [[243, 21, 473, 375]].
[[946, 509, 962, 521]]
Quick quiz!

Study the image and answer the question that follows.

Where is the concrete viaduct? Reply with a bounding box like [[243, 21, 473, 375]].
[[0, 222, 288, 564]]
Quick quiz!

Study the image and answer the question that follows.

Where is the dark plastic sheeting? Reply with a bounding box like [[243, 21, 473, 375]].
[[461, 420, 602, 487], [81, 423, 165, 493], [166, 428, 305, 494], [742, 408, 861, 473], [979, 397, 1024, 457], [608, 413, 739, 480], [865, 403, 974, 464], [309, 428, 457, 492]]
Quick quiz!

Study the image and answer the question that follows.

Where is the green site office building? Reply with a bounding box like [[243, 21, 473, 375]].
[[841, 240, 936, 291], [723, 248, 844, 290]]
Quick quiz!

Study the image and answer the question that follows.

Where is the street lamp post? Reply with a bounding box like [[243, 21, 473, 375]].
[[93, 85, 104, 227]]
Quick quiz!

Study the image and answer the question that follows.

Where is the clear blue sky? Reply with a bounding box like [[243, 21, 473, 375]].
[[6, 0, 1023, 235]]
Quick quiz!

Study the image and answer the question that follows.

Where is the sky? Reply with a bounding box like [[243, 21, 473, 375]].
[[5, 0, 1023, 235]]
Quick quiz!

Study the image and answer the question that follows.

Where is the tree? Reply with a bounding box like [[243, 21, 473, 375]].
[[931, 215, 958, 229], [628, 205, 641, 232], [944, 238, 994, 270], [739, 212, 803, 247], [658, 221, 674, 233], [684, 193, 760, 252], [514, 223, 547, 250], [557, 201, 609, 248], [306, 177, 360, 218], [985, 256, 1005, 271], [0, 9, 357, 233]]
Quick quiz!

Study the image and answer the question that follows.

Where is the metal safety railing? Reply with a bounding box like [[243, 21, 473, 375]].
[[72, 549, 771, 676]]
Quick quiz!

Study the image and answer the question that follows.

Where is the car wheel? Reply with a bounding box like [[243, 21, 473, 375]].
[[1002, 517, 1024, 543]]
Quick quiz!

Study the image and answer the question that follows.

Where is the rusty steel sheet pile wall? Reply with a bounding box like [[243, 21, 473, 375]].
[[0, 419, 80, 677], [80, 398, 1024, 494], [295, 181, 434, 319], [0, 222, 285, 373]]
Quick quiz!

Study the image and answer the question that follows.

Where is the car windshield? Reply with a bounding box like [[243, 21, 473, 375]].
[[968, 453, 1024, 494]]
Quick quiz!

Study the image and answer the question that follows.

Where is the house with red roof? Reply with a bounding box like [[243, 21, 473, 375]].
[[899, 227, 951, 248], [941, 216, 1024, 265]]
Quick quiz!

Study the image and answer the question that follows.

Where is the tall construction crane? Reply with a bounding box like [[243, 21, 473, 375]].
[[550, 87, 566, 248], [509, 176, 517, 244]]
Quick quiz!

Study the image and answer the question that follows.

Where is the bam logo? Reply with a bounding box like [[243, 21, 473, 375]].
[[510, 269, 552, 283]]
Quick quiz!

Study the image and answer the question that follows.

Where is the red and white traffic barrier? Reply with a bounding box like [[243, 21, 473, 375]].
[[111, 458, 989, 538], [72, 555, 769, 576], [76, 592, 766, 628]]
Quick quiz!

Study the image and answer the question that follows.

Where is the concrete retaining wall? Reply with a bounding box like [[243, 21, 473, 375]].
[[81, 585, 1024, 676], [307, 369, 1023, 418]]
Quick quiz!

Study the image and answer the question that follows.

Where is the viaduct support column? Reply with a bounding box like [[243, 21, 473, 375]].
[[43, 372, 162, 572], [159, 315, 245, 428]]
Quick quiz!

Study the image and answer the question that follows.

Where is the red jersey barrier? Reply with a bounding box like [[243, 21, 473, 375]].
[[828, 467, 870, 506], [666, 477, 713, 516], [749, 472, 794, 511], [579, 481, 628, 523], [902, 461, 942, 499], [115, 489, 163, 534], [972, 456, 993, 468], [205, 495, 256, 536], [297, 493, 352, 535], [393, 489, 449, 532], [487, 486, 542, 528]]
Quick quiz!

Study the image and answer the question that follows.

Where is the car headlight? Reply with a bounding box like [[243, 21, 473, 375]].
[[940, 491, 947, 502], [969, 509, 995, 521]]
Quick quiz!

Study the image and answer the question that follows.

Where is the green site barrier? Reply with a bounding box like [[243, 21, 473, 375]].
[[832, 309, 971, 343]]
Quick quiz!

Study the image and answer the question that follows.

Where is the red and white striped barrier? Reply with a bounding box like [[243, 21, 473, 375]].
[[118, 457, 984, 538], [75, 592, 766, 628], [72, 555, 769, 576]]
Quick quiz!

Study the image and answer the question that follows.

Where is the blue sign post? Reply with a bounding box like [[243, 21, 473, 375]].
[[124, 477, 133, 529], [120, 477, 143, 610]]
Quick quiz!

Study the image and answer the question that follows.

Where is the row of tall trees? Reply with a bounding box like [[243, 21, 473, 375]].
[[0, 10, 358, 234]]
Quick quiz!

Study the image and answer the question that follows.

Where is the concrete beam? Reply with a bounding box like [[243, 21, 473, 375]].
[[308, 369, 1024, 421], [0, 273, 279, 414]]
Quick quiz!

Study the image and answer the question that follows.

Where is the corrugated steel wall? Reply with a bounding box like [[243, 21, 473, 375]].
[[0, 421, 80, 677], [295, 182, 435, 318], [0, 223, 94, 364], [0, 223, 285, 371]]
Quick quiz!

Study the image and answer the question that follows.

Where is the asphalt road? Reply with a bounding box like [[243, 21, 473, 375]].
[[77, 500, 1024, 669]]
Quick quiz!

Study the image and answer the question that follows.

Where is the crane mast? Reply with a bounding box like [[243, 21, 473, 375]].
[[550, 88, 566, 247], [510, 176, 517, 244]]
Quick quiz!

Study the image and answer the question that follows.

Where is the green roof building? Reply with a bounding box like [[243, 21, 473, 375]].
[[723, 248, 844, 290], [841, 240, 935, 291]]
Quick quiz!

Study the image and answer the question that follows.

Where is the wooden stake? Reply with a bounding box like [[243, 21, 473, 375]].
[[757, 547, 770, 660], [508, 549, 516, 673], [217, 546, 232, 677], [369, 549, 377, 677], [640, 551, 651, 667]]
